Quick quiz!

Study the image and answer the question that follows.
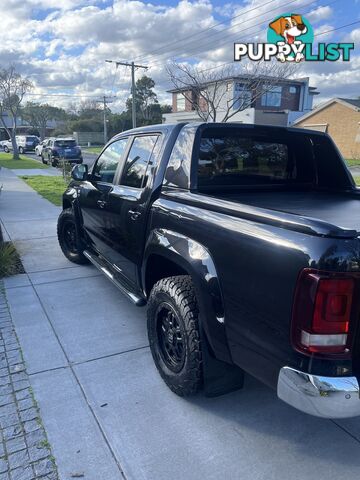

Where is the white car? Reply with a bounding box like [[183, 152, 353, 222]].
[[3, 135, 39, 154], [35, 138, 52, 156], [2, 139, 12, 152]]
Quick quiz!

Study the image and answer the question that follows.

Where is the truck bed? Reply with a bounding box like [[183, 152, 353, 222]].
[[215, 190, 360, 231]]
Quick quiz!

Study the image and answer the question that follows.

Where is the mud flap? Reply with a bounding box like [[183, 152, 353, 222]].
[[201, 328, 244, 397]]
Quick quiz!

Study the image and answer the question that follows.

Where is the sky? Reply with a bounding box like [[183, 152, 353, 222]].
[[1, 0, 359, 112]]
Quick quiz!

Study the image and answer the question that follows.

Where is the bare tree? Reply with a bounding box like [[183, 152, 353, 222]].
[[166, 61, 296, 123], [0, 67, 33, 159]]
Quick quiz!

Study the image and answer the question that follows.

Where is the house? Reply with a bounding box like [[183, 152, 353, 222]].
[[163, 76, 319, 127], [293, 98, 360, 159], [0, 112, 58, 141]]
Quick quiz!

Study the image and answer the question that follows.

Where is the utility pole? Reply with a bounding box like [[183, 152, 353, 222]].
[[106, 60, 148, 128], [103, 95, 107, 145]]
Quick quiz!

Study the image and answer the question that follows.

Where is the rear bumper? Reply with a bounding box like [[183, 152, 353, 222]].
[[277, 366, 360, 418]]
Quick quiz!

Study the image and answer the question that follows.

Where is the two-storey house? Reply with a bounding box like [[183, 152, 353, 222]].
[[163, 75, 319, 127]]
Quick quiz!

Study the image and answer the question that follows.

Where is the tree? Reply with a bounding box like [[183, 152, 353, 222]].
[[77, 99, 103, 120], [166, 61, 295, 123], [125, 76, 163, 126], [22, 102, 67, 140], [0, 67, 32, 159], [161, 104, 172, 114]]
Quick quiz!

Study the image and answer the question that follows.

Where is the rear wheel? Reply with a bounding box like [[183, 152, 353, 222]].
[[57, 209, 89, 264], [41, 154, 46, 164], [147, 275, 203, 396], [4, 146, 9, 153]]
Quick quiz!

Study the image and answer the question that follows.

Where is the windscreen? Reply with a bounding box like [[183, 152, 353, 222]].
[[55, 140, 76, 147], [197, 128, 316, 188]]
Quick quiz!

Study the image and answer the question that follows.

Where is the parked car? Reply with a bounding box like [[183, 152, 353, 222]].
[[57, 122, 360, 419], [3, 135, 39, 154], [2, 139, 12, 152], [0, 139, 9, 150], [42, 137, 83, 166], [35, 138, 52, 157]]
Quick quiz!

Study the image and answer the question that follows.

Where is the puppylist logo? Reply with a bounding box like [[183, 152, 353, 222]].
[[234, 13, 354, 63]]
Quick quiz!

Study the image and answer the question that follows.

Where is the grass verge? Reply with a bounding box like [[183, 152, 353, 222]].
[[84, 146, 103, 155], [0, 242, 25, 278], [21, 175, 68, 206], [353, 176, 360, 186], [0, 152, 48, 169], [345, 158, 360, 168]]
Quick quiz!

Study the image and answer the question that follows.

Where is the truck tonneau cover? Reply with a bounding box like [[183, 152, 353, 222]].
[[216, 191, 360, 232]]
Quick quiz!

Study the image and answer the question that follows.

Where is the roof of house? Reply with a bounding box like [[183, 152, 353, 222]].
[[293, 97, 360, 125], [338, 98, 360, 108], [168, 75, 315, 93]]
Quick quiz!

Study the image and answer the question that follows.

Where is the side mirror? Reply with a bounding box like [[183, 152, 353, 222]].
[[71, 164, 88, 181]]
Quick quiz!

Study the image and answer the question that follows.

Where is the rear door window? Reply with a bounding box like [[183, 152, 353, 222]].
[[120, 135, 158, 188]]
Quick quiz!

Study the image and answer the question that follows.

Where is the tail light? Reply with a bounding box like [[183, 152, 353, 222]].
[[292, 269, 356, 356]]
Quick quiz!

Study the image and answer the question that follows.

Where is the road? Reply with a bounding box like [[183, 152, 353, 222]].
[[27, 150, 98, 167]]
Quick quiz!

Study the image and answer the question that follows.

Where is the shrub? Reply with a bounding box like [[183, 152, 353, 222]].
[[0, 242, 24, 278]]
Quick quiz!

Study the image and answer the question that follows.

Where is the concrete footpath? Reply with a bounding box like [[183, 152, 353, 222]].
[[2, 167, 360, 480]]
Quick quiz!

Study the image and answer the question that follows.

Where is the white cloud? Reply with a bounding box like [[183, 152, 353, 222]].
[[307, 6, 333, 23], [0, 0, 357, 112]]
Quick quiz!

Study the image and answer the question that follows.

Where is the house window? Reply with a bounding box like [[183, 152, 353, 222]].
[[289, 86, 298, 94], [176, 94, 186, 112], [261, 86, 282, 107], [233, 83, 252, 110]]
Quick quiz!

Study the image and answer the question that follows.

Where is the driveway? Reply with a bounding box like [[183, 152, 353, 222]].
[[2, 167, 360, 480]]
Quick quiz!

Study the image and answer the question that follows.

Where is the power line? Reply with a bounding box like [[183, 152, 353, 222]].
[[106, 60, 148, 128], [134, 0, 281, 62], [195, 17, 360, 75], [147, 0, 323, 69], [25, 92, 117, 98]]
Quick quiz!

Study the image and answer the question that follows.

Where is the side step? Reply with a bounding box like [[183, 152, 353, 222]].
[[83, 250, 146, 306]]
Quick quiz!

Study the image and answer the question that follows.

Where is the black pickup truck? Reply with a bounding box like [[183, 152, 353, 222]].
[[57, 122, 360, 419]]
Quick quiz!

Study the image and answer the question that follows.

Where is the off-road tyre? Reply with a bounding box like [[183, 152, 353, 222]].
[[57, 208, 89, 265], [147, 275, 203, 396]]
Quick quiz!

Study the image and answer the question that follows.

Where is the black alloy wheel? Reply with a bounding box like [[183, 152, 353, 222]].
[[156, 303, 185, 373]]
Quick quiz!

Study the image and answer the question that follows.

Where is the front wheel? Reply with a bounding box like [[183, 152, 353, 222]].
[[147, 275, 203, 396], [57, 208, 89, 265], [18, 147, 24, 154], [4, 146, 9, 153]]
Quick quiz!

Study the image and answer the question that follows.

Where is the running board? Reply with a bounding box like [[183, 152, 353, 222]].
[[83, 250, 145, 306]]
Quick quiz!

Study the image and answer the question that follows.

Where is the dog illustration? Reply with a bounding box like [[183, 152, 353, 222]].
[[269, 14, 307, 62]]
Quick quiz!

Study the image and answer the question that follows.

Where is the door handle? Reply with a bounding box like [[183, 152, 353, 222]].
[[97, 200, 107, 209], [128, 209, 141, 220]]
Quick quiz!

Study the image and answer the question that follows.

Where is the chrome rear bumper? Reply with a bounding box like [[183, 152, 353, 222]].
[[277, 366, 360, 418]]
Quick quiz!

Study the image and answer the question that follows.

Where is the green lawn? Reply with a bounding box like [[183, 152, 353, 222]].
[[0, 153, 48, 169], [84, 146, 103, 155], [21, 175, 68, 206], [345, 158, 360, 168], [353, 176, 360, 186]]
